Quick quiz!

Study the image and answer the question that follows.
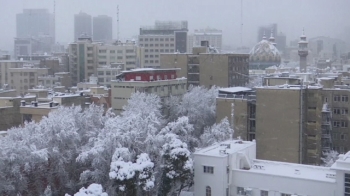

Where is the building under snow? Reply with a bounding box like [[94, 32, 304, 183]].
[[193, 140, 350, 196]]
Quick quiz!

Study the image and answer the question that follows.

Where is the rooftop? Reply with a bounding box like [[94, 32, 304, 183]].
[[121, 68, 180, 73], [219, 87, 252, 94], [194, 140, 255, 157], [245, 159, 336, 183]]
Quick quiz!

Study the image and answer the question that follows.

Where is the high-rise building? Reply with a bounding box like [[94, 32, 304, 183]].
[[139, 21, 188, 68], [93, 15, 113, 42], [257, 23, 277, 43], [298, 30, 309, 72], [275, 32, 287, 56], [74, 12, 92, 41], [16, 9, 55, 42]]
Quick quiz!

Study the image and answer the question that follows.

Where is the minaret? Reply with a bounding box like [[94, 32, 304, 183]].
[[298, 29, 308, 73], [262, 31, 267, 40]]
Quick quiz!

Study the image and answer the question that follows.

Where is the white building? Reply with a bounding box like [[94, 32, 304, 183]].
[[194, 140, 350, 196], [187, 28, 223, 53]]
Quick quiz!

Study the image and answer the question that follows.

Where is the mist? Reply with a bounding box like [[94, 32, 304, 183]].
[[1, 0, 350, 51]]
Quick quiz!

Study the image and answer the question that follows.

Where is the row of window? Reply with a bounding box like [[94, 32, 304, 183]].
[[333, 121, 348, 128], [98, 71, 118, 76], [11, 79, 35, 83], [144, 55, 159, 58], [145, 60, 159, 64], [333, 108, 348, 115], [98, 49, 134, 54], [345, 173, 350, 196], [139, 38, 174, 42], [237, 187, 295, 196], [145, 49, 175, 53], [333, 146, 348, 154], [10, 72, 35, 77], [333, 95, 349, 102], [140, 43, 174, 47]]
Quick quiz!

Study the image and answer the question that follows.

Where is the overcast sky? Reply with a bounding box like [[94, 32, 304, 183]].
[[1, 0, 350, 51]]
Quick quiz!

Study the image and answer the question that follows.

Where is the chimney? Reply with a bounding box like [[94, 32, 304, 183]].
[[49, 102, 53, 107], [21, 100, 26, 106], [34, 102, 38, 107], [80, 92, 84, 96]]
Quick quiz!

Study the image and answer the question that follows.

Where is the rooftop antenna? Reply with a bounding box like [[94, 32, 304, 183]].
[[117, 5, 120, 42], [54, 0, 56, 43], [240, 0, 243, 46]]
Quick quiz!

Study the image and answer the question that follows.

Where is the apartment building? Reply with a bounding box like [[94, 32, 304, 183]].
[[97, 66, 120, 87], [8, 65, 48, 95], [139, 21, 188, 68], [68, 37, 98, 85], [111, 68, 187, 114], [160, 46, 249, 88], [216, 83, 350, 165], [193, 140, 350, 196], [0, 60, 27, 88], [96, 41, 144, 70], [69, 38, 144, 85]]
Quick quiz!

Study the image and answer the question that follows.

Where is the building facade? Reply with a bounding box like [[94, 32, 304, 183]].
[[194, 140, 350, 196], [139, 21, 188, 68], [111, 68, 187, 114], [93, 15, 113, 42], [160, 46, 249, 88], [187, 28, 223, 52], [97, 66, 120, 87], [216, 83, 350, 165], [0, 60, 27, 88]]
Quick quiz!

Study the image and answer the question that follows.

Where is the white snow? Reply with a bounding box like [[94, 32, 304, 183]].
[[219, 87, 252, 94], [69, 184, 108, 196]]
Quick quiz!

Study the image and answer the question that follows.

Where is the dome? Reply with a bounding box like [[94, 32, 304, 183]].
[[249, 39, 281, 70]]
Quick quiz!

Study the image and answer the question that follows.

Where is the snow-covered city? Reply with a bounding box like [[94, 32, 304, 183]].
[[0, 0, 350, 195]]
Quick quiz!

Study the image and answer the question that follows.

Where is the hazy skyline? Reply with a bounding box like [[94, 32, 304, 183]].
[[1, 0, 350, 51]]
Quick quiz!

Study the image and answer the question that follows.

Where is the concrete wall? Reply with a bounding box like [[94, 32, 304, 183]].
[[256, 88, 301, 163], [199, 54, 229, 88], [159, 53, 188, 78]]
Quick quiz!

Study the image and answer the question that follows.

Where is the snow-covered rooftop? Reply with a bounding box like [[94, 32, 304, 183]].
[[194, 140, 255, 157], [246, 159, 336, 183], [331, 151, 350, 172], [219, 87, 252, 94]]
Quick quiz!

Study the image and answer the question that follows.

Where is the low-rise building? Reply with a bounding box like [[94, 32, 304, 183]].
[[111, 68, 187, 114], [193, 140, 350, 196], [97, 65, 121, 87]]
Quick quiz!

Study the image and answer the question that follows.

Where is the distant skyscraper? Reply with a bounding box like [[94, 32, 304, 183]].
[[275, 32, 287, 56], [74, 12, 92, 41], [16, 9, 55, 42], [93, 15, 113, 42]]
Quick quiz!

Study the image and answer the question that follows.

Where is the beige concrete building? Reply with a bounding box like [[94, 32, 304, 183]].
[[216, 84, 350, 166], [139, 21, 188, 68], [97, 41, 144, 70], [187, 28, 223, 52], [97, 66, 121, 87], [69, 38, 144, 85], [0, 60, 27, 88], [0, 96, 36, 131], [160, 46, 249, 88], [8, 65, 48, 95]]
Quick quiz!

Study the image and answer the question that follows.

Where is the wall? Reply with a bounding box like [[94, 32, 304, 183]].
[[159, 53, 188, 78], [256, 88, 301, 163], [231, 170, 337, 196]]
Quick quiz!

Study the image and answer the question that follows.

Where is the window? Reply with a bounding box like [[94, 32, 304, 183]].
[[341, 134, 346, 140], [135, 76, 141, 81], [206, 186, 211, 196], [345, 173, 350, 196], [334, 108, 341, 114], [203, 166, 214, 174], [145, 38, 148, 41], [342, 95, 349, 102], [342, 108, 349, 115], [334, 95, 341, 102], [170, 38, 174, 41], [342, 121, 348, 128], [139, 38, 143, 41], [334, 121, 341, 127], [165, 38, 169, 41], [98, 71, 104, 75], [237, 187, 245, 195], [155, 38, 159, 41], [261, 190, 269, 196], [117, 50, 123, 53], [110, 50, 115, 53], [281, 194, 291, 196], [106, 71, 111, 75]]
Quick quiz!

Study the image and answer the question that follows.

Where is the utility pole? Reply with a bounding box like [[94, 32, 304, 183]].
[[117, 5, 119, 42]]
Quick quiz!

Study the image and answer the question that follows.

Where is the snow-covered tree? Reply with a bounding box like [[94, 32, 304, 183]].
[[66, 184, 108, 196], [246, 75, 263, 88], [167, 86, 218, 137], [200, 117, 233, 147], [158, 135, 193, 196], [321, 150, 339, 167]]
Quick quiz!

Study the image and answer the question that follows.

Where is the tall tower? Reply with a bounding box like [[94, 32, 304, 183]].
[[298, 29, 308, 73]]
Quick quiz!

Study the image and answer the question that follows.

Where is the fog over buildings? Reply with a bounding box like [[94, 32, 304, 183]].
[[1, 0, 350, 52]]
